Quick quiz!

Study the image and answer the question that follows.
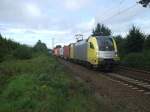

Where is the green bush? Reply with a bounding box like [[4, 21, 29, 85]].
[[0, 53, 4, 62], [0, 34, 29, 62], [122, 51, 150, 70], [122, 53, 143, 67], [33, 40, 48, 53], [13, 46, 32, 60]]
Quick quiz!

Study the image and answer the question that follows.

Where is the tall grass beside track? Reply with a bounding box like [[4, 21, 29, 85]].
[[0, 53, 137, 112], [0, 54, 100, 112]]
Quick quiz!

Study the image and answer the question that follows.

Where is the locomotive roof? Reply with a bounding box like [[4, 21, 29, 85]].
[[96, 36, 112, 39], [75, 39, 87, 45]]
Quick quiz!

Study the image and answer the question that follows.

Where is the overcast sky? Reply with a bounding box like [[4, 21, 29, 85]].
[[0, 0, 149, 48]]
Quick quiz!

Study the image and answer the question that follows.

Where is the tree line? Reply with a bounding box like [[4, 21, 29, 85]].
[[0, 34, 48, 62]]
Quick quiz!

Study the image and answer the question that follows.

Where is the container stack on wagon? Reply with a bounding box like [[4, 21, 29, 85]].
[[53, 46, 70, 59], [63, 45, 70, 60], [59, 47, 64, 58], [69, 43, 75, 61], [53, 47, 60, 57]]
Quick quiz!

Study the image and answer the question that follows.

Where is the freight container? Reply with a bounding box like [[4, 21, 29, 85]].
[[69, 43, 75, 60], [53, 47, 60, 56], [63, 45, 70, 59], [59, 47, 64, 58]]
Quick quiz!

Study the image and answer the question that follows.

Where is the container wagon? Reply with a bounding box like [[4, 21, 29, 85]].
[[69, 43, 75, 61], [59, 47, 64, 58], [63, 45, 70, 60], [53, 47, 60, 57]]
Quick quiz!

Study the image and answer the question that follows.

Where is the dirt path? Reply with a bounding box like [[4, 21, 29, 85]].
[[59, 59, 150, 112]]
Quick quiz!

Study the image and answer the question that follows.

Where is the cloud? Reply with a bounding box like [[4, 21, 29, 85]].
[[0, 0, 150, 48], [0, 0, 62, 30], [25, 3, 42, 17], [76, 18, 96, 31], [63, 0, 91, 11], [71, 18, 96, 38]]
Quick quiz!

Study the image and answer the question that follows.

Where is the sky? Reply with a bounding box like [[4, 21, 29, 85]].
[[0, 0, 150, 48]]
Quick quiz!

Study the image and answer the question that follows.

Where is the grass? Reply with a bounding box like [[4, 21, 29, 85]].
[[0, 53, 137, 112], [0, 54, 100, 112]]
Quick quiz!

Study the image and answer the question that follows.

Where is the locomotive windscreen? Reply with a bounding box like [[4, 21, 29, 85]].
[[97, 36, 114, 51]]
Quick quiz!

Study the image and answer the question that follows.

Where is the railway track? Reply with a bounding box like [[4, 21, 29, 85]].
[[60, 58, 150, 95], [118, 66, 150, 75], [103, 67, 150, 95], [116, 66, 150, 84], [108, 73, 150, 93]]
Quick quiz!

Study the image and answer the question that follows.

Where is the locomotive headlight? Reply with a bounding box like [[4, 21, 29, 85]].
[[96, 51, 99, 57], [115, 51, 118, 57]]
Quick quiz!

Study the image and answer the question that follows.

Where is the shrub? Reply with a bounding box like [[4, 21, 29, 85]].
[[33, 40, 48, 53], [144, 35, 150, 49], [0, 53, 4, 62], [122, 51, 150, 70], [13, 46, 32, 60], [122, 53, 143, 67]]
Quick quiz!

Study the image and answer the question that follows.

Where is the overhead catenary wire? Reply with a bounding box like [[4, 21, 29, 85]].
[[101, 3, 138, 23], [119, 0, 126, 5], [119, 0, 126, 13], [100, 1, 126, 21], [97, 0, 137, 25]]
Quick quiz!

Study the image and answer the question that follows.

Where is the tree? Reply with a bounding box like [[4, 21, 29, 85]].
[[138, 0, 150, 7], [144, 35, 150, 49], [125, 26, 145, 54], [33, 40, 48, 53], [92, 23, 111, 36], [0, 33, 2, 40], [13, 45, 32, 59], [0, 33, 29, 61], [114, 35, 126, 57]]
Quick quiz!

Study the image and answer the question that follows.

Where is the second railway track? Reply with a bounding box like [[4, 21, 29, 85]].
[[116, 66, 150, 83], [104, 72, 150, 95], [102, 66, 150, 95]]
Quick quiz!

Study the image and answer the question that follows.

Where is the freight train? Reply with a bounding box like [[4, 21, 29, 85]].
[[53, 36, 120, 70]]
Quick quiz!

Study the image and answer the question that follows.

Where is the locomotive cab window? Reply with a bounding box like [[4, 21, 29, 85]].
[[90, 42, 94, 49], [97, 36, 114, 51]]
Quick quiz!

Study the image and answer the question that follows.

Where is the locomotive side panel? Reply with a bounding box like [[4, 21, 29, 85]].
[[69, 43, 75, 60], [74, 40, 88, 62]]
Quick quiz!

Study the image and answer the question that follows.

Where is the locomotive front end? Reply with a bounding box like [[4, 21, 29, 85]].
[[96, 36, 119, 70]]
